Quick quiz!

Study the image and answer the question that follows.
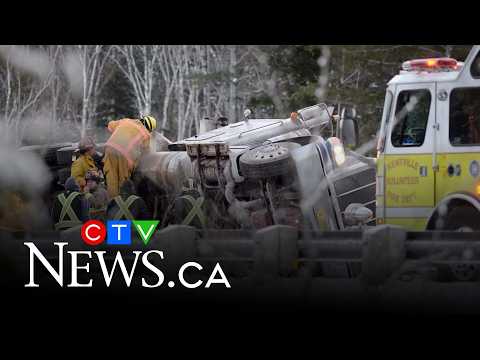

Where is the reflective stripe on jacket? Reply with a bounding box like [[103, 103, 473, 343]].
[[54, 192, 82, 231], [106, 119, 150, 169], [112, 195, 140, 220], [179, 194, 206, 228]]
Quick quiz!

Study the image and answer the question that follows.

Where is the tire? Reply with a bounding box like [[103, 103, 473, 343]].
[[239, 142, 301, 180], [444, 206, 480, 231]]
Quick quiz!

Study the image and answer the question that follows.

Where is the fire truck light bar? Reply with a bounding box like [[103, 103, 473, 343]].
[[402, 57, 459, 72]]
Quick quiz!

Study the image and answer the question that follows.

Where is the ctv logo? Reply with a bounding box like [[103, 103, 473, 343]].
[[24, 220, 231, 289], [82, 220, 159, 246]]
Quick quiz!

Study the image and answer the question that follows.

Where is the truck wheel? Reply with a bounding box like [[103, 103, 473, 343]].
[[239, 142, 301, 180], [444, 206, 480, 231]]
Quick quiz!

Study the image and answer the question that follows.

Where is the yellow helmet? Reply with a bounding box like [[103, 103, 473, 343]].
[[141, 115, 157, 132]]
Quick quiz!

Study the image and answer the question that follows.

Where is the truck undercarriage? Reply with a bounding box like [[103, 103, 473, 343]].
[[135, 104, 376, 230]]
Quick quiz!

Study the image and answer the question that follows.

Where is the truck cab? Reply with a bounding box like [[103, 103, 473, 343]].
[[376, 45, 480, 230]]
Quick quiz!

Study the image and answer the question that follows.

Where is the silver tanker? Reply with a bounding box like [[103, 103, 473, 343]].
[[137, 104, 376, 230]]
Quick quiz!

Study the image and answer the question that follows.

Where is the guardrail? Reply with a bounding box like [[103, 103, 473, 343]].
[[8, 224, 480, 285]]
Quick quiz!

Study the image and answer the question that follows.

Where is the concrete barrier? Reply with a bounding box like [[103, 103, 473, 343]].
[[5, 224, 480, 286], [253, 225, 298, 279], [154, 225, 196, 274], [361, 225, 406, 287]]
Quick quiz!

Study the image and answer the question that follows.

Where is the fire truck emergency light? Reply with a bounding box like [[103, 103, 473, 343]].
[[402, 58, 459, 72]]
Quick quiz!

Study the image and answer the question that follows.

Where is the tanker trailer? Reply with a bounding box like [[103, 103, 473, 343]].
[[135, 104, 376, 230]]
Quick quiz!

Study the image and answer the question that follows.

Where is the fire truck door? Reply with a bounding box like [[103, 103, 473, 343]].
[[383, 82, 436, 230], [436, 84, 480, 203]]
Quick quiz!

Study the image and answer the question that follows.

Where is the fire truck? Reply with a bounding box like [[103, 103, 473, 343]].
[[376, 45, 480, 231]]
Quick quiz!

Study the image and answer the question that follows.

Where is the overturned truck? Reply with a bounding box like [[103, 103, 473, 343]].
[[136, 104, 376, 230]]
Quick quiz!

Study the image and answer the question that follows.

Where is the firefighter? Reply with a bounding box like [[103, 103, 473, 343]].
[[71, 137, 98, 191], [465, 107, 480, 144], [84, 170, 109, 221], [174, 179, 207, 228], [52, 177, 90, 231], [106, 179, 150, 221], [103, 115, 157, 198]]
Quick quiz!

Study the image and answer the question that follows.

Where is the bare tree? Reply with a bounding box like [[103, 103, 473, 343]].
[[157, 46, 179, 135], [42, 45, 74, 142], [228, 45, 237, 122], [170, 45, 197, 140], [63, 45, 114, 136], [113, 45, 160, 116], [0, 45, 59, 144], [246, 45, 287, 116]]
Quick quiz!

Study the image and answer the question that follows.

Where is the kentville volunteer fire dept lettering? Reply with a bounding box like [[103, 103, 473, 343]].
[[386, 158, 420, 204]]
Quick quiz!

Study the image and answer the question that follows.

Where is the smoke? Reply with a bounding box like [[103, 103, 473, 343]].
[[353, 137, 377, 156], [19, 110, 80, 145], [0, 45, 52, 81], [62, 50, 83, 98], [0, 46, 56, 146], [0, 111, 54, 233], [0, 45, 84, 100], [0, 46, 84, 232], [18, 112, 55, 145], [0, 144, 53, 232], [0, 146, 52, 196]]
